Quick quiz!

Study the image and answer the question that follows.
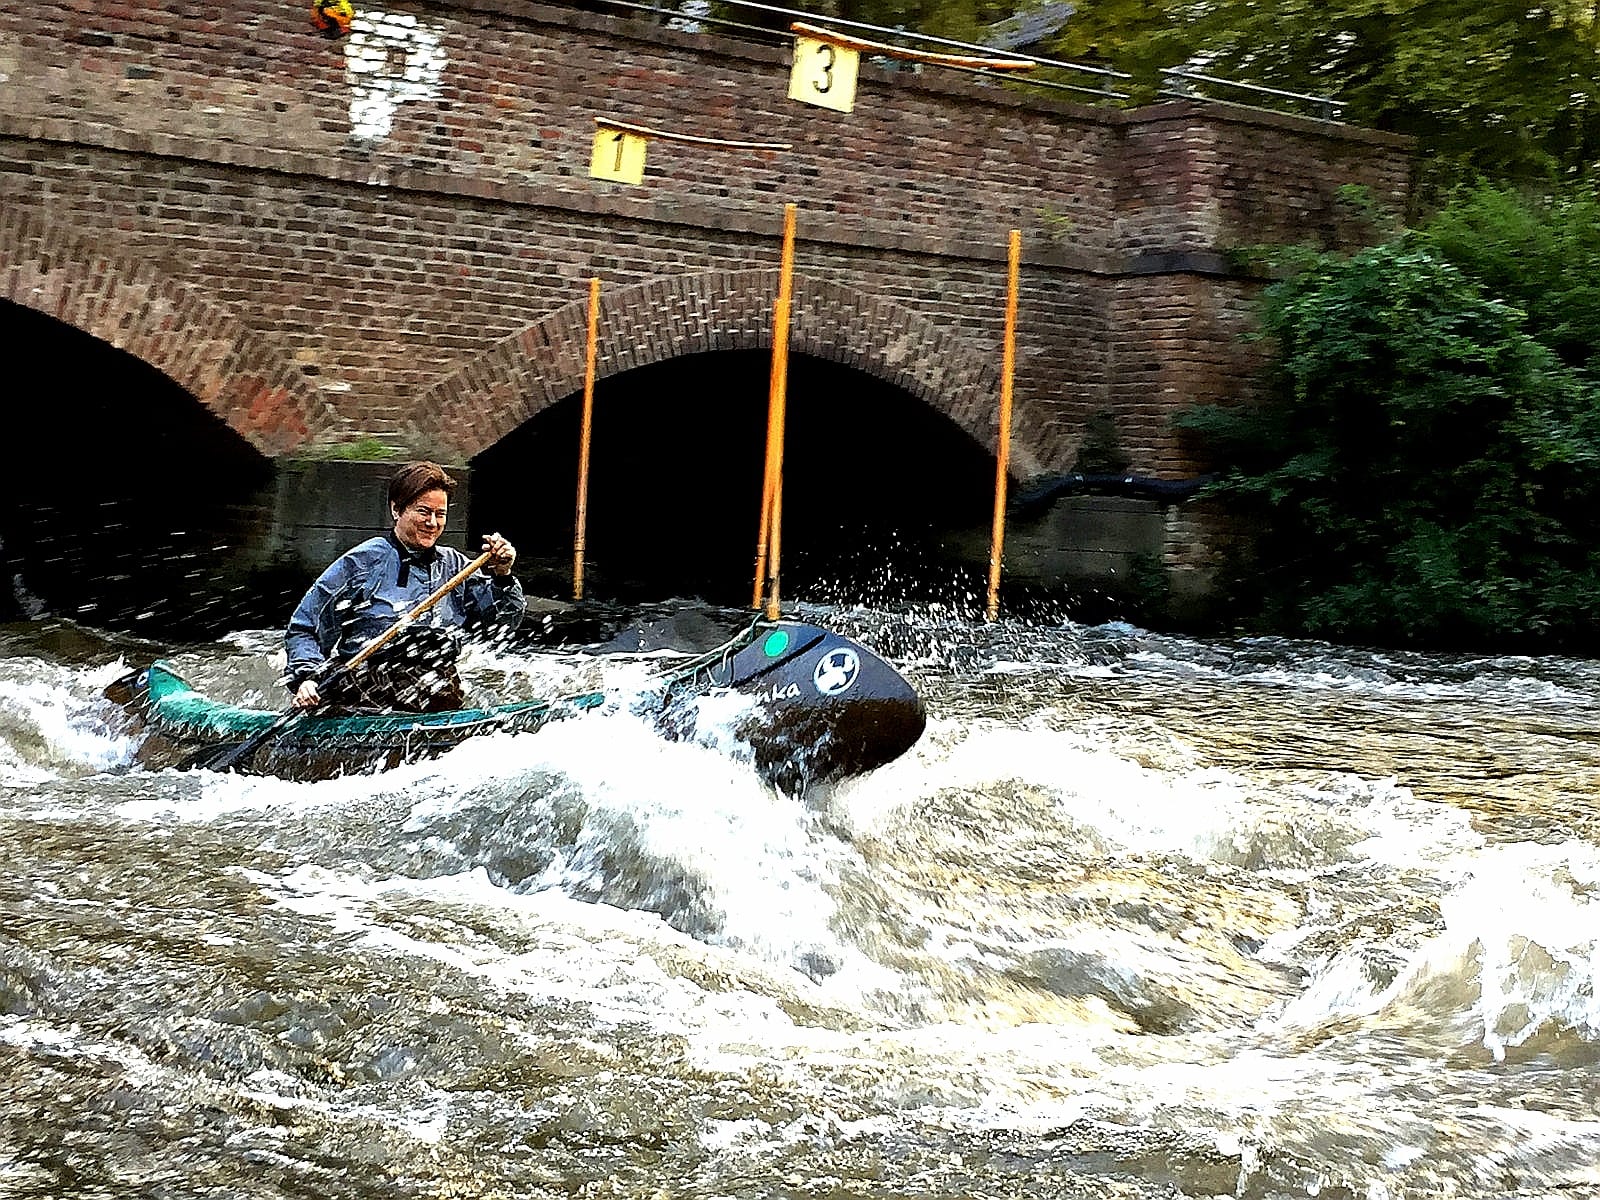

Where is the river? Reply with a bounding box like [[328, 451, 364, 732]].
[[3, 603, 1599, 1199]]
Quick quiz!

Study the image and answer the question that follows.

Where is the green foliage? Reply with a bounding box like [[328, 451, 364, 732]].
[[1179, 219, 1600, 649], [762, 0, 1018, 40], [1124, 550, 1171, 622], [300, 437, 403, 461], [849, 0, 1014, 39], [774, 0, 1600, 187], [1420, 185, 1600, 375], [1072, 409, 1131, 473], [1036, 204, 1076, 245], [1048, 0, 1600, 187], [1047, 0, 1204, 101]]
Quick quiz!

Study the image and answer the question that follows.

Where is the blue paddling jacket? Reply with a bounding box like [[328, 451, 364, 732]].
[[285, 533, 525, 687]]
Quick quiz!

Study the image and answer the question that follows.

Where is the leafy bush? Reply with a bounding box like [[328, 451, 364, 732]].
[[1421, 186, 1600, 378], [303, 437, 403, 461], [1180, 225, 1600, 650]]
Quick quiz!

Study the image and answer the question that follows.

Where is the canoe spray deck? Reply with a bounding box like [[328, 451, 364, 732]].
[[113, 618, 924, 786]]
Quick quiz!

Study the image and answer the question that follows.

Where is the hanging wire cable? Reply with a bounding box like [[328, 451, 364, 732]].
[[562, 0, 1342, 117]]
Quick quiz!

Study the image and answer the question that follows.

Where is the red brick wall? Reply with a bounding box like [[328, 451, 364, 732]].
[[0, 0, 1412, 478]]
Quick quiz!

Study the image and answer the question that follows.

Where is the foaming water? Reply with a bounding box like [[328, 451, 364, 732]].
[[1269, 839, 1600, 1064], [5, 609, 1600, 1197], [0, 656, 139, 785]]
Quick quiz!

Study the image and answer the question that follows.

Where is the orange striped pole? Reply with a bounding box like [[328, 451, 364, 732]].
[[754, 203, 797, 615], [986, 229, 1021, 622], [573, 275, 601, 600]]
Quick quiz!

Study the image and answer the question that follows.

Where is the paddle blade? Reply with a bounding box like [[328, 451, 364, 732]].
[[180, 736, 266, 773], [179, 704, 308, 773]]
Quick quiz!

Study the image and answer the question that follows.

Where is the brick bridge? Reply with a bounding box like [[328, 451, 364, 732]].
[[0, 0, 1412, 622]]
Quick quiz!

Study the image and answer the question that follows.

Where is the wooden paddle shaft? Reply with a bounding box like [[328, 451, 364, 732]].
[[344, 549, 495, 673], [191, 550, 497, 771]]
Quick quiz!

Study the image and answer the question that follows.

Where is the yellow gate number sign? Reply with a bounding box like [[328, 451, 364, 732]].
[[788, 35, 859, 113], [590, 126, 648, 185]]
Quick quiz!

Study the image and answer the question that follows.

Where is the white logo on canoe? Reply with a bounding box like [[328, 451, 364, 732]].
[[813, 648, 860, 696]]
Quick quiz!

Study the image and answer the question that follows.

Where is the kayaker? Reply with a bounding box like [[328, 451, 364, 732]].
[[285, 460, 524, 713]]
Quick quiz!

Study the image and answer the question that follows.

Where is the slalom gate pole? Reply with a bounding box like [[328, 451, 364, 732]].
[[573, 275, 601, 601], [754, 202, 797, 614], [986, 229, 1021, 622]]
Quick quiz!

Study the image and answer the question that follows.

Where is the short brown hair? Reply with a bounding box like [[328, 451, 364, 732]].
[[388, 461, 458, 512]]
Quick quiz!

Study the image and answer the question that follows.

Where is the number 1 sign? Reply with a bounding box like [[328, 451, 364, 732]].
[[586, 118, 791, 188], [590, 126, 648, 185]]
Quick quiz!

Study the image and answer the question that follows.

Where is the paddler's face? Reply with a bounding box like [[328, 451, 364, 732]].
[[393, 487, 449, 551]]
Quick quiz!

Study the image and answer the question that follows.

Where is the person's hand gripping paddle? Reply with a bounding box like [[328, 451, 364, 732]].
[[186, 550, 495, 772]]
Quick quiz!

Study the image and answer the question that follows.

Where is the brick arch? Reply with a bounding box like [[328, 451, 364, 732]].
[[0, 210, 339, 455], [410, 269, 1044, 477]]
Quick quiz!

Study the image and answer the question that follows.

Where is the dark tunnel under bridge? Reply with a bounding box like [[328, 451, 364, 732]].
[[2, 302, 1009, 636]]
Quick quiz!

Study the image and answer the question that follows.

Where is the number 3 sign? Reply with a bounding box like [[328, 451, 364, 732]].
[[788, 35, 859, 113]]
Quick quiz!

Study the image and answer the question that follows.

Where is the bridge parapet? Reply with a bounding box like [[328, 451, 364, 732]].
[[0, 0, 1412, 483]]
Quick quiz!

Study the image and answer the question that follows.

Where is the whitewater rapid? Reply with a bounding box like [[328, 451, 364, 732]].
[[3, 607, 1599, 1198]]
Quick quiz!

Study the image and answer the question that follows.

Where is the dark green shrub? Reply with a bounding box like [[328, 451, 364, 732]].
[[1421, 185, 1600, 378], [1180, 236, 1600, 649]]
